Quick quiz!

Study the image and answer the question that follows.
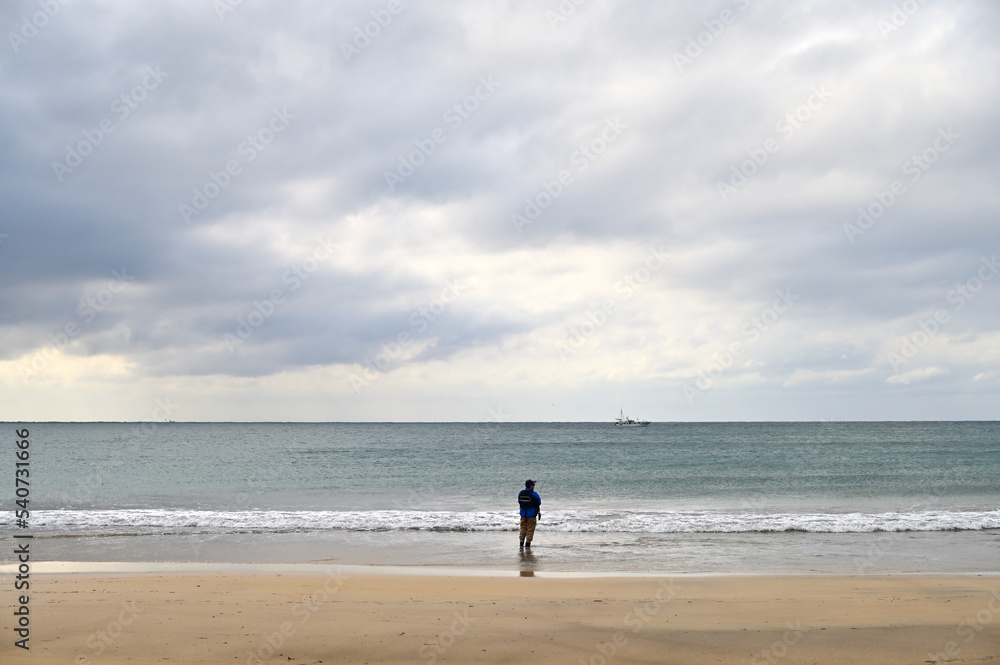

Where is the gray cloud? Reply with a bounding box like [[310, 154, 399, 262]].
[[2, 0, 999, 420]]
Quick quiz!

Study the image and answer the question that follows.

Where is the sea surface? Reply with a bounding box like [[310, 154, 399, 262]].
[[3, 421, 999, 574]]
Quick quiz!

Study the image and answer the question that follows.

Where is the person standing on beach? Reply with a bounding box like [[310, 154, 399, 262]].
[[518, 479, 541, 548]]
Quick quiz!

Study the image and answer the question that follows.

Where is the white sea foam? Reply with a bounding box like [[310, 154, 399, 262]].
[[11, 508, 1000, 535]]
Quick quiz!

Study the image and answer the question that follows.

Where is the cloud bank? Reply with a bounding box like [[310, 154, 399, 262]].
[[2, 0, 999, 421]]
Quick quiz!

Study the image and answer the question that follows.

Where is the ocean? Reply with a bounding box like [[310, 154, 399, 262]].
[[4, 421, 999, 574]]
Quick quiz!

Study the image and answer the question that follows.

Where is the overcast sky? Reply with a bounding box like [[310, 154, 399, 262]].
[[2, 0, 999, 422]]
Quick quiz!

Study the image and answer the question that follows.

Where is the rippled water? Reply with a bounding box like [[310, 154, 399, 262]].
[[5, 421, 998, 572]]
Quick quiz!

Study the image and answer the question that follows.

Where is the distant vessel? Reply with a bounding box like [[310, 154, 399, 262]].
[[614, 409, 650, 427]]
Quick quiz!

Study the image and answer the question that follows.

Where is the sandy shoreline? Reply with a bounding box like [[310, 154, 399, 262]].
[[4, 572, 1000, 664]]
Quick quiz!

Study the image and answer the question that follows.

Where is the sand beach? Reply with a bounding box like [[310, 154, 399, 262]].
[[4, 571, 1000, 664]]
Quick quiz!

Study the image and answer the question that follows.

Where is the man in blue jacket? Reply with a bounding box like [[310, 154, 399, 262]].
[[518, 479, 541, 548]]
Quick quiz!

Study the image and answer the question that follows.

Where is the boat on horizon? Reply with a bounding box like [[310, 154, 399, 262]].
[[614, 409, 650, 427]]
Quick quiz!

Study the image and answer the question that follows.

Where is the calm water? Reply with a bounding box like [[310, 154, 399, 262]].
[[4, 422, 999, 573]]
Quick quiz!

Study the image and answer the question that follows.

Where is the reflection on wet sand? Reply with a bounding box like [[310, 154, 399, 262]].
[[518, 548, 537, 576]]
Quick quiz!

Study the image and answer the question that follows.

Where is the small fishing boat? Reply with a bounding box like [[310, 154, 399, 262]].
[[614, 409, 650, 427]]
